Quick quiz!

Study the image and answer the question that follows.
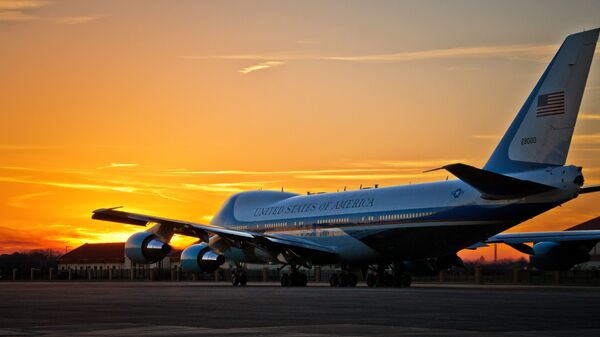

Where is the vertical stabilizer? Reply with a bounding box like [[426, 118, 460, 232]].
[[484, 29, 599, 173]]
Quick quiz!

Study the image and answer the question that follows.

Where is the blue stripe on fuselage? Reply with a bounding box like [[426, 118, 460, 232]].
[[211, 199, 560, 234]]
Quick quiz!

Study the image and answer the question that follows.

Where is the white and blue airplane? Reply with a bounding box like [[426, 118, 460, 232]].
[[93, 29, 600, 287]]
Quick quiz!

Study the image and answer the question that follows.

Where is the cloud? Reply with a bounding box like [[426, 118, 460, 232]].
[[573, 133, 600, 144], [0, 0, 47, 10], [295, 173, 441, 180], [0, 176, 138, 193], [0, 144, 54, 150], [151, 189, 183, 202], [8, 191, 54, 208], [59, 227, 140, 245], [580, 113, 600, 121], [0, 0, 49, 22], [196, 42, 571, 74], [345, 159, 468, 169], [97, 163, 139, 169], [472, 134, 500, 140], [0, 9, 32, 20], [204, 43, 563, 67], [572, 146, 600, 152], [55, 16, 98, 25], [240, 61, 285, 74], [182, 181, 269, 193], [165, 168, 394, 176], [325, 44, 559, 63]]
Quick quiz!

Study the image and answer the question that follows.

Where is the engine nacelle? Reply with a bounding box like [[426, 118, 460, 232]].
[[530, 242, 591, 270], [125, 231, 172, 264], [181, 243, 225, 273]]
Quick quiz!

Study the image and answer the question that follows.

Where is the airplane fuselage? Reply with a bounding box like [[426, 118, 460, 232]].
[[211, 165, 582, 265]]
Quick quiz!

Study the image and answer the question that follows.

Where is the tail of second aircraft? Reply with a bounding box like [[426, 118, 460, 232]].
[[484, 28, 599, 174]]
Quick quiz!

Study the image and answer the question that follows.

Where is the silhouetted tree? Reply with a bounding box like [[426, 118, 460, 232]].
[[0, 250, 60, 276]]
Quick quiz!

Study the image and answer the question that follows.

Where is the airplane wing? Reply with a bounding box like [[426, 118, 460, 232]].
[[92, 208, 338, 262], [467, 230, 600, 255], [426, 163, 556, 200], [485, 230, 600, 245], [580, 184, 600, 194]]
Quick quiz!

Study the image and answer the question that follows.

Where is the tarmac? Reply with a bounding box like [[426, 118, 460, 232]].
[[1, 282, 600, 336]]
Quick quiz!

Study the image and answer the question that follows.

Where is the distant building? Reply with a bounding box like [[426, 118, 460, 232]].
[[57, 242, 181, 272]]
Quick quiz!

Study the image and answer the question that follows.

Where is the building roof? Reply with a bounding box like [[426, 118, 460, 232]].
[[566, 216, 600, 231], [57, 242, 125, 264], [57, 242, 183, 264]]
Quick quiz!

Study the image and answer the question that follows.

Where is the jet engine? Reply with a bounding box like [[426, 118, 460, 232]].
[[530, 242, 592, 270], [125, 231, 172, 264], [181, 243, 225, 273]]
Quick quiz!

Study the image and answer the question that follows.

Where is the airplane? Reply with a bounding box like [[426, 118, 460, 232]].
[[476, 215, 600, 271], [93, 29, 600, 287]]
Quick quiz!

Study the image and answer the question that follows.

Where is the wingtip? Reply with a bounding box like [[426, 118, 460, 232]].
[[92, 206, 123, 213], [423, 166, 445, 173]]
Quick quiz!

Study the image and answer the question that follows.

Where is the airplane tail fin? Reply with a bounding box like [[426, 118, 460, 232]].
[[484, 29, 599, 173]]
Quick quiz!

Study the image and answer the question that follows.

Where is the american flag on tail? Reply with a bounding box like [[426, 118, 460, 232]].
[[537, 91, 565, 117]]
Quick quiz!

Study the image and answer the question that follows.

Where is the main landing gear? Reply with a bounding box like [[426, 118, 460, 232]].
[[365, 264, 412, 288], [280, 265, 308, 287], [329, 271, 358, 287], [231, 267, 247, 286]]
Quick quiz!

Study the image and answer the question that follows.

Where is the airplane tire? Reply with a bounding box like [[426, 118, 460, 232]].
[[239, 272, 247, 286], [348, 273, 358, 287], [384, 273, 394, 287], [329, 273, 339, 287], [401, 274, 412, 287], [339, 273, 349, 287], [280, 273, 290, 287], [366, 273, 376, 287], [231, 273, 240, 286], [299, 273, 308, 287]]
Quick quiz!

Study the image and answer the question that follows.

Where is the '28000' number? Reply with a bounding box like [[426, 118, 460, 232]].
[[521, 137, 536, 145]]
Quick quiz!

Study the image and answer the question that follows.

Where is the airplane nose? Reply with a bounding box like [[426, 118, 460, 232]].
[[573, 175, 584, 186]]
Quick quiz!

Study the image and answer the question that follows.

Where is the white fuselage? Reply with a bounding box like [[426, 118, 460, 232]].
[[210, 165, 581, 264]]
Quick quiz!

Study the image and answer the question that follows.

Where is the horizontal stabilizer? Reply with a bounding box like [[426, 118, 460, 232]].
[[580, 184, 600, 194], [429, 163, 556, 200]]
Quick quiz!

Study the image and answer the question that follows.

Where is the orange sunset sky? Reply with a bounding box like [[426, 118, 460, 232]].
[[1, 0, 599, 261]]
